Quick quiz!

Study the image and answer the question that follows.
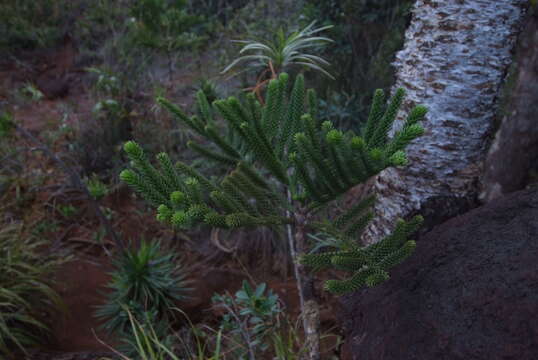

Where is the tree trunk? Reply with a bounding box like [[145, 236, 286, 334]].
[[363, 0, 528, 243], [288, 212, 320, 360], [481, 7, 538, 202]]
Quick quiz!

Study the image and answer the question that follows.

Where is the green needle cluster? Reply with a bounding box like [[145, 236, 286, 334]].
[[120, 73, 427, 294], [302, 214, 423, 295]]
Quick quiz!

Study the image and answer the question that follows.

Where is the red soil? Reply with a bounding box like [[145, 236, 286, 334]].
[[49, 256, 114, 352]]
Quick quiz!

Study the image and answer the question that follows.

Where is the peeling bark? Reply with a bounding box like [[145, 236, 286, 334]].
[[363, 0, 528, 243]]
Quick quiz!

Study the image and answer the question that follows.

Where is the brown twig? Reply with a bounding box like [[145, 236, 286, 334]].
[[243, 61, 279, 104]]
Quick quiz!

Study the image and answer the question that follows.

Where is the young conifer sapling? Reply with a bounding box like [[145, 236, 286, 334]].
[[120, 73, 426, 360]]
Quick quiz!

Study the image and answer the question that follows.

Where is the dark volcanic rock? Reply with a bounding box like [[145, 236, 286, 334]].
[[482, 10, 538, 202], [341, 189, 538, 360]]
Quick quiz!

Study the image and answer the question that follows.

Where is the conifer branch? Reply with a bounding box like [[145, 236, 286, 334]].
[[124, 141, 173, 196], [214, 99, 248, 138], [384, 123, 425, 157], [156, 152, 184, 192], [307, 88, 318, 121], [187, 140, 238, 166], [157, 97, 206, 136], [231, 169, 276, 215], [278, 74, 304, 156], [204, 211, 228, 228], [196, 90, 214, 125], [186, 204, 211, 221], [239, 122, 288, 184], [262, 78, 281, 137], [275, 72, 289, 134], [343, 212, 374, 239], [326, 130, 354, 187], [330, 251, 369, 272], [294, 132, 339, 196], [221, 177, 257, 214], [120, 169, 169, 207], [123, 74, 426, 302], [302, 215, 423, 294], [237, 162, 270, 190], [334, 195, 376, 229], [363, 89, 385, 144], [289, 153, 326, 203], [204, 124, 242, 159], [368, 88, 405, 149], [174, 161, 217, 194]]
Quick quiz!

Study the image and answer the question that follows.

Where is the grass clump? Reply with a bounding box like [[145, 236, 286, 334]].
[[0, 222, 70, 356]]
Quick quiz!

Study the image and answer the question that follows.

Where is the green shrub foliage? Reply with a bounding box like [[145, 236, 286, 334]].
[[121, 73, 426, 294], [129, 0, 206, 51], [95, 240, 190, 343], [0, 0, 75, 51], [212, 281, 282, 358]]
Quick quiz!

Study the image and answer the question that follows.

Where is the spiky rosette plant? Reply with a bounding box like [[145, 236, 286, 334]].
[[222, 21, 334, 79], [95, 240, 190, 337], [120, 73, 426, 359]]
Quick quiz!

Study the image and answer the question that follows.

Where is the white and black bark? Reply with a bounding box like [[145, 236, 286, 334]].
[[363, 0, 528, 243]]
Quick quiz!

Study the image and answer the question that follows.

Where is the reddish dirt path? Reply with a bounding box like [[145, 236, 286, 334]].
[[49, 256, 115, 352]]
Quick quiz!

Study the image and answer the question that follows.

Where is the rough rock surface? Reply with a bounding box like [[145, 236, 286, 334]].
[[364, 0, 528, 243], [481, 9, 538, 202], [341, 188, 538, 360]]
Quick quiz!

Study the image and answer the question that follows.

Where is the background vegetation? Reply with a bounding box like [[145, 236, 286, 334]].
[[0, 0, 415, 358]]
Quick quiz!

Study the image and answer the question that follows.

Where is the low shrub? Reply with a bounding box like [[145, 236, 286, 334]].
[[212, 281, 283, 359], [0, 0, 76, 51]]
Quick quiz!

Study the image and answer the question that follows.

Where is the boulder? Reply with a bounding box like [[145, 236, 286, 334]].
[[341, 188, 538, 360]]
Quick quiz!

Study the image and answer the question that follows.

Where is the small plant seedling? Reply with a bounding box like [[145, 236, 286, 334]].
[[86, 174, 109, 200], [0, 112, 13, 138], [212, 281, 282, 358], [58, 204, 77, 218], [21, 83, 44, 102]]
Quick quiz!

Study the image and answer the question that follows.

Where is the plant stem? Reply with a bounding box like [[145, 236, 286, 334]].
[[286, 191, 320, 360], [295, 213, 321, 360]]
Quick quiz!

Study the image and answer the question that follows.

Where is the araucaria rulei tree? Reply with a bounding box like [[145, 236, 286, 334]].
[[120, 73, 426, 360]]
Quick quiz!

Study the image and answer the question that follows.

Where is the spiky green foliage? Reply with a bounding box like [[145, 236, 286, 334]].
[[116, 305, 174, 359], [303, 215, 423, 295], [222, 21, 334, 78], [129, 0, 206, 51], [0, 223, 70, 355], [95, 240, 191, 337], [121, 74, 426, 294]]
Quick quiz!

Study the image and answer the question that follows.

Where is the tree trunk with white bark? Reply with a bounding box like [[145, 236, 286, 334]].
[[363, 0, 528, 243]]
